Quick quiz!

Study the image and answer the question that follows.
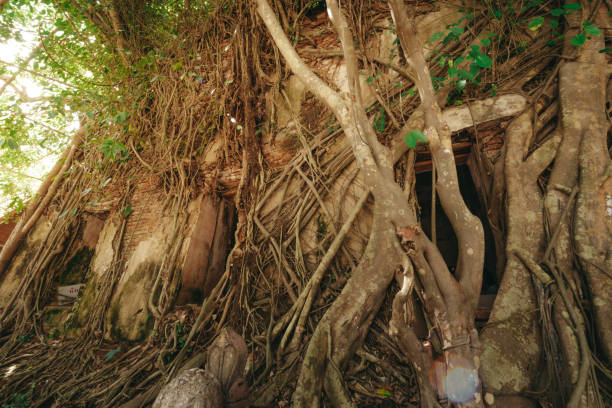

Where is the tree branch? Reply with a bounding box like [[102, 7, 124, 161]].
[[255, 0, 344, 114], [326, 0, 393, 173], [525, 130, 561, 176], [388, 0, 484, 309], [0, 76, 48, 102], [0, 29, 59, 98], [106, 1, 130, 66]]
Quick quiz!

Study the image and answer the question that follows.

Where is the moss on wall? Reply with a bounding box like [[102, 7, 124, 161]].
[[57, 247, 94, 285], [107, 261, 157, 341]]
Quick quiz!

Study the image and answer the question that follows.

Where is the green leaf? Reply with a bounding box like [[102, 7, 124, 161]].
[[404, 130, 428, 148], [115, 111, 129, 123], [374, 110, 386, 133], [549, 20, 559, 28], [528, 17, 544, 31], [428, 31, 444, 42], [449, 27, 464, 35], [365, 76, 374, 83], [546, 40, 556, 47], [584, 25, 601, 36], [456, 79, 467, 91], [407, 89, 416, 96], [105, 347, 121, 362], [550, 8, 565, 16], [571, 33, 586, 46], [481, 38, 491, 46], [475, 53, 492, 68], [562, 3, 581, 9], [598, 48, 612, 53], [469, 61, 481, 76], [122, 205, 133, 217], [457, 69, 475, 81], [6, 138, 19, 150]]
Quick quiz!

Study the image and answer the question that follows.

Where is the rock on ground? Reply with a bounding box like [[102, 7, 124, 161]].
[[152, 368, 224, 408]]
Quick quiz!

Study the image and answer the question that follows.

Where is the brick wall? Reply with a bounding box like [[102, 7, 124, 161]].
[[105, 121, 508, 259], [121, 174, 166, 260], [0, 222, 16, 248]]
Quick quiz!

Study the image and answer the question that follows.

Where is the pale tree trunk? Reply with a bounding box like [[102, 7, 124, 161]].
[[257, 0, 486, 406], [478, 2, 610, 407]]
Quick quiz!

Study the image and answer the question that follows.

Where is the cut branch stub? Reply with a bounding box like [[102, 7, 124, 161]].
[[396, 224, 420, 254]]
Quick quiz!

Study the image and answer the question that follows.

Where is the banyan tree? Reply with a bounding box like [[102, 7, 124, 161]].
[[0, 0, 610, 407]]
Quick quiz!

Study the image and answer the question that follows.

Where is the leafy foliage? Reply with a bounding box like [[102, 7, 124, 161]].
[[98, 139, 128, 162], [104, 347, 121, 362], [374, 109, 386, 133], [0, 1, 124, 213], [404, 130, 427, 149], [1, 383, 34, 408]]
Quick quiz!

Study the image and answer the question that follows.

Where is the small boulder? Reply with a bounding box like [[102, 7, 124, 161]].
[[152, 368, 223, 408]]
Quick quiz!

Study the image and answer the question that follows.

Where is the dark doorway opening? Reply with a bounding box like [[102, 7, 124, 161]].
[[415, 165, 498, 294], [304, 0, 327, 19]]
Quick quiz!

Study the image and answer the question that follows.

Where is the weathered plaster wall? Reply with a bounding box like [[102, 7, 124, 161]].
[[73, 213, 122, 328], [99, 176, 173, 340], [106, 223, 170, 341]]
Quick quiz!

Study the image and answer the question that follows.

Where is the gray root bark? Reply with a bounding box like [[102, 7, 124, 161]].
[[478, 112, 554, 395], [478, 3, 610, 407], [257, 0, 486, 406]]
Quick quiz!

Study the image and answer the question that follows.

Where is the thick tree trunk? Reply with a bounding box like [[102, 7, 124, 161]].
[[258, 0, 486, 406], [0, 127, 85, 280]]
